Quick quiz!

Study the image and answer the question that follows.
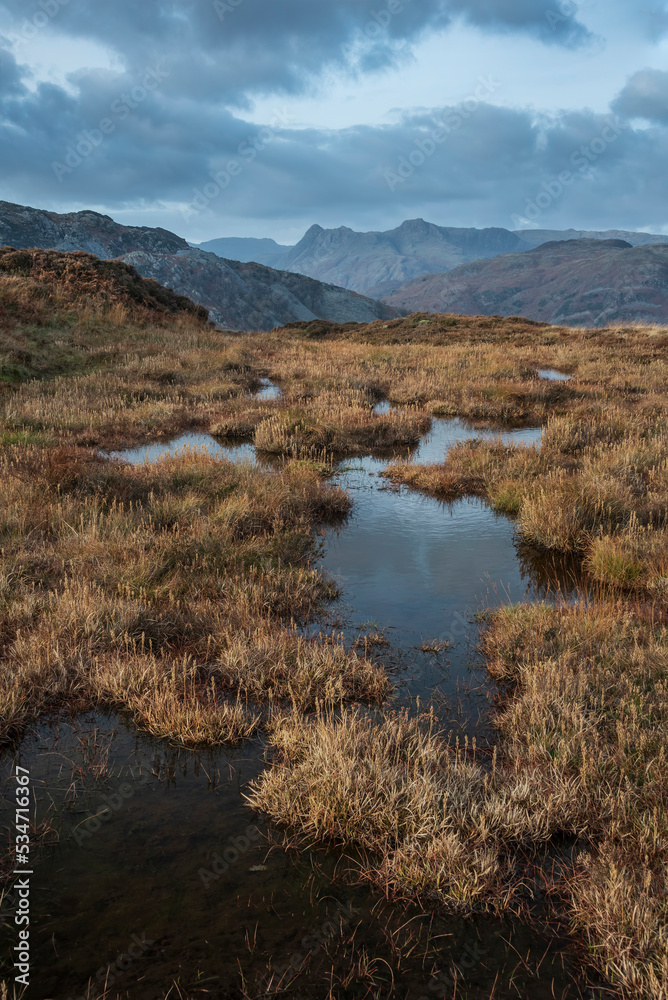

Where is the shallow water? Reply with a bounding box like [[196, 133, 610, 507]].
[[0, 715, 587, 999], [254, 377, 283, 401], [1, 387, 590, 999], [318, 419, 561, 729], [537, 369, 572, 382], [107, 433, 257, 467]]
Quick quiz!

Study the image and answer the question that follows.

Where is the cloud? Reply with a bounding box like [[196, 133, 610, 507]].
[[448, 0, 592, 46], [1, 38, 666, 241], [0, 2, 664, 238], [612, 68, 668, 125], [0, 41, 24, 94], [0, 0, 592, 110]]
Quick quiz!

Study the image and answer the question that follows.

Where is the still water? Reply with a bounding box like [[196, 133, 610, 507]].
[[0, 392, 592, 999]]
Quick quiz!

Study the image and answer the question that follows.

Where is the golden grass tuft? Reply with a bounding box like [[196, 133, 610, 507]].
[[250, 600, 668, 996], [0, 444, 385, 745]]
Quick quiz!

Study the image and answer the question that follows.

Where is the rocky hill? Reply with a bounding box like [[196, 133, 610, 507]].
[[275, 219, 526, 297], [121, 249, 399, 331], [383, 239, 668, 327], [0, 201, 186, 259], [0, 246, 208, 322], [513, 228, 668, 249], [0, 201, 397, 332]]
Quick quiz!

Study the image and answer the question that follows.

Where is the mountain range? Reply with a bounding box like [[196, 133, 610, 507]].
[[0, 202, 397, 332], [384, 238, 668, 327], [4, 200, 668, 329], [193, 219, 667, 298], [198, 220, 525, 297]]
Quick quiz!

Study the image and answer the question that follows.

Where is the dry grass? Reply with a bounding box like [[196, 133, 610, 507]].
[[253, 389, 429, 458], [252, 316, 668, 428], [0, 446, 387, 746], [3, 257, 668, 997], [384, 409, 668, 595], [249, 600, 668, 997]]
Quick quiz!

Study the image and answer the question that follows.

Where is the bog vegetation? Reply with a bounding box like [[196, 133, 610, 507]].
[[1, 252, 667, 998]]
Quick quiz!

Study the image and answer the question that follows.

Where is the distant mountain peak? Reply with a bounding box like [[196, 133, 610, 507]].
[[397, 218, 431, 231]]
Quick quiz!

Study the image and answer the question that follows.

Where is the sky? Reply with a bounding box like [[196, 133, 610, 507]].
[[0, 0, 667, 244]]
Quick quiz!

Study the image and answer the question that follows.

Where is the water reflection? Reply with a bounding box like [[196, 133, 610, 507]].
[[254, 377, 283, 401], [317, 420, 573, 727], [537, 368, 572, 382], [0, 714, 587, 999], [1, 397, 592, 998], [106, 433, 256, 466]]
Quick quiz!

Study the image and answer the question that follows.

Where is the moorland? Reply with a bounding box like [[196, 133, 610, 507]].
[[1, 247, 666, 999]]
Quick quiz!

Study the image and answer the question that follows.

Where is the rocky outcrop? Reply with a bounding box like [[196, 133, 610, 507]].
[[121, 249, 399, 331], [0, 201, 187, 258]]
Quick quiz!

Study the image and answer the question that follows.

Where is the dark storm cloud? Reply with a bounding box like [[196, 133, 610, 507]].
[[612, 68, 668, 125], [0, 40, 23, 93], [447, 0, 591, 46], [1, 30, 665, 238], [0, 0, 592, 109], [0, 2, 664, 236]]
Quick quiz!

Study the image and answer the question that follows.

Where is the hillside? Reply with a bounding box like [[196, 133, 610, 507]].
[[0, 201, 186, 258], [383, 238, 668, 326], [513, 227, 668, 249], [0, 201, 397, 332], [120, 249, 398, 331], [0, 247, 208, 382], [0, 246, 207, 320], [195, 236, 292, 269]]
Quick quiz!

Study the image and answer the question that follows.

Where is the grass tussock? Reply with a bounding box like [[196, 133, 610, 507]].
[[384, 408, 668, 595], [0, 446, 386, 746], [253, 387, 430, 458], [250, 600, 668, 997]]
